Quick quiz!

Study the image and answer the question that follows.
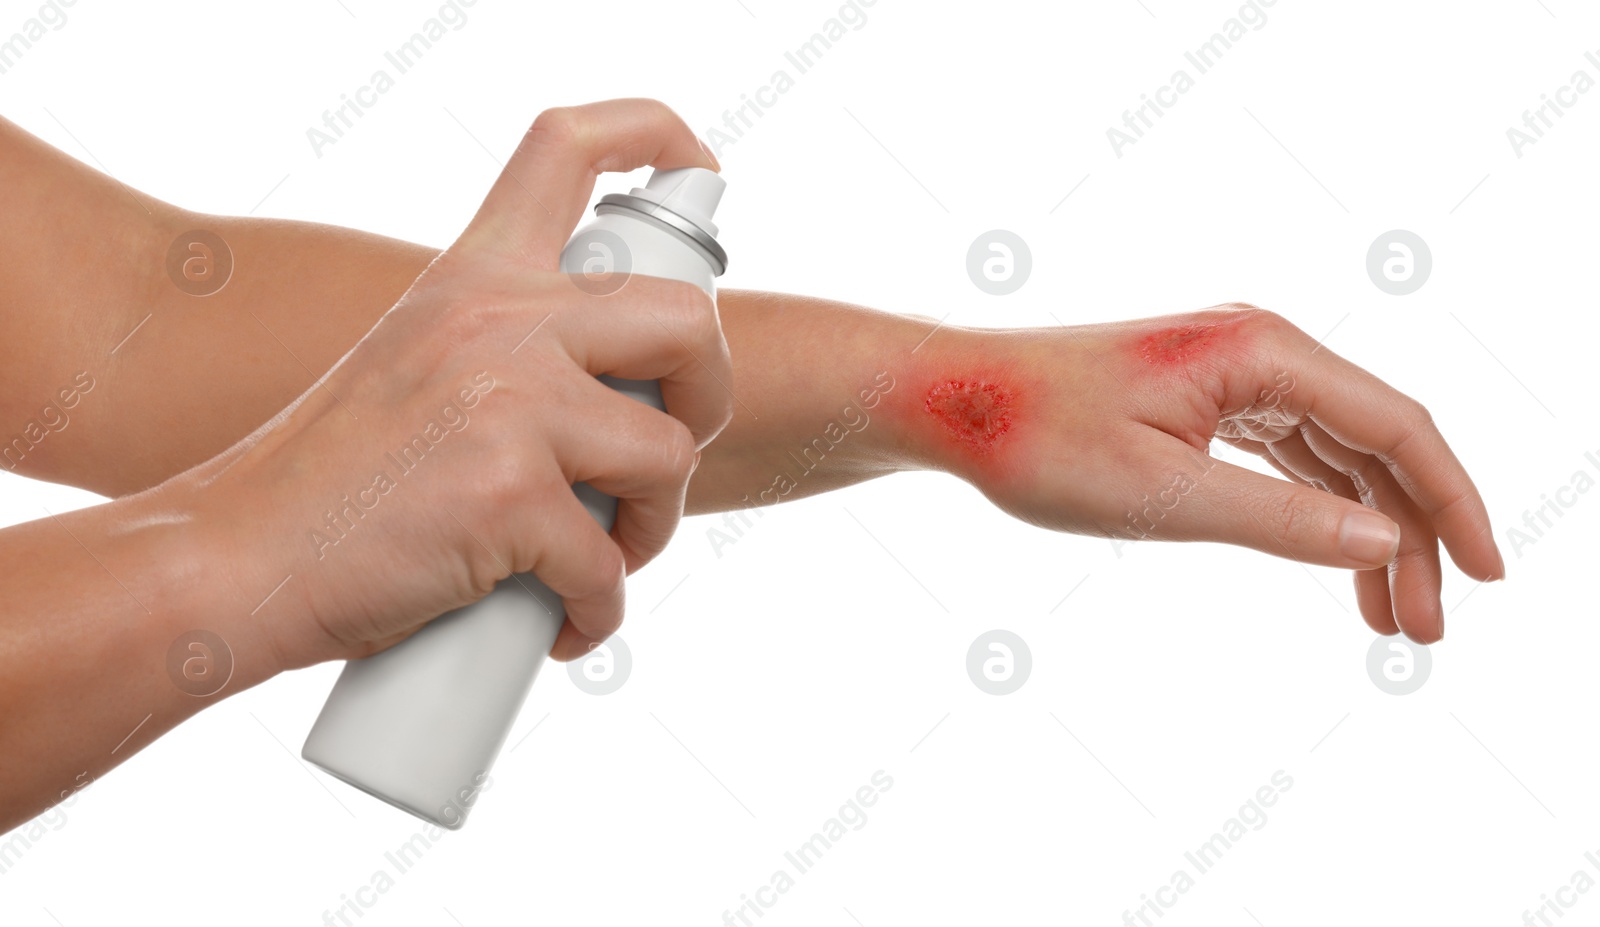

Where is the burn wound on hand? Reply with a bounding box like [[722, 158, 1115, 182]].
[[1136, 322, 1224, 367], [924, 380, 1013, 453]]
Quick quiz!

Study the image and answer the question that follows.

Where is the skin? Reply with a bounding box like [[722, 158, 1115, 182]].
[[923, 379, 1015, 453], [0, 101, 1504, 832], [1136, 322, 1226, 367]]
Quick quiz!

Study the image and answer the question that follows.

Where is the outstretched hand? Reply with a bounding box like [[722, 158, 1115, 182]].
[[923, 304, 1502, 643]]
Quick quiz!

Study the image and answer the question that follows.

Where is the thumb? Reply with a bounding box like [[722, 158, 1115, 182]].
[[1123, 442, 1401, 570], [455, 98, 718, 268]]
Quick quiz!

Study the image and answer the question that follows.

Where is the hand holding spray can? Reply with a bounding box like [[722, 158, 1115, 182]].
[[301, 167, 729, 828]]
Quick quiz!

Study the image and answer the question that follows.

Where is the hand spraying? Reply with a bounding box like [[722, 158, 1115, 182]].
[[301, 167, 729, 828]]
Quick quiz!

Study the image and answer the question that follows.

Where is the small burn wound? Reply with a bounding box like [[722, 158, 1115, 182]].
[[924, 380, 1013, 453], [1137, 322, 1223, 367]]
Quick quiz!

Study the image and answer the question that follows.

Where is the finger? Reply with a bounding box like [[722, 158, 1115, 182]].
[[1283, 337, 1503, 583], [457, 98, 717, 267], [1217, 432, 1321, 488], [1299, 422, 1445, 643], [542, 275, 735, 447], [1353, 561, 1403, 637], [510, 476, 628, 659], [1256, 431, 1401, 636], [1220, 432, 1402, 636], [550, 621, 604, 663], [548, 374, 699, 573], [1126, 430, 1401, 571]]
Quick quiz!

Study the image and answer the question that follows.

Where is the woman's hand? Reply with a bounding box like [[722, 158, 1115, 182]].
[[902, 304, 1503, 644], [181, 99, 731, 669]]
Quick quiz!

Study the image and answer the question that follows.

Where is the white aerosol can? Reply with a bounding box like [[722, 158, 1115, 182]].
[[302, 167, 728, 829]]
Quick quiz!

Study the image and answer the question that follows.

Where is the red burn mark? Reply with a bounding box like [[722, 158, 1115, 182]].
[[1137, 323, 1223, 367], [924, 380, 1013, 452]]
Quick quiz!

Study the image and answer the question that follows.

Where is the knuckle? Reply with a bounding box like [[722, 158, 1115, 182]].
[[620, 97, 682, 134], [1406, 396, 1432, 427], [577, 541, 627, 608], [688, 297, 723, 350], [1215, 304, 1316, 356], [1343, 453, 1382, 488], [655, 278, 715, 332], [527, 106, 585, 149], [1272, 493, 1309, 545], [713, 390, 735, 435], [634, 96, 674, 119], [1383, 397, 1433, 463], [591, 535, 628, 585], [542, 526, 624, 604], [656, 418, 699, 483], [479, 439, 536, 511], [1229, 303, 1283, 330]]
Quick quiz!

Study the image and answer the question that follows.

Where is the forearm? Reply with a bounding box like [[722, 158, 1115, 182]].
[[0, 482, 271, 832], [0, 114, 432, 494], [685, 291, 1009, 512], [1, 115, 995, 507], [0, 131, 969, 506]]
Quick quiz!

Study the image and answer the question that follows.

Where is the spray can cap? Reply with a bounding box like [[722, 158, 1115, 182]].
[[596, 167, 728, 276]]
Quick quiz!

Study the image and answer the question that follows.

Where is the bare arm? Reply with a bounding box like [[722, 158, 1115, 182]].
[[0, 105, 1504, 833], [0, 483, 272, 828], [0, 99, 741, 831], [0, 115, 911, 509], [0, 110, 1505, 635]]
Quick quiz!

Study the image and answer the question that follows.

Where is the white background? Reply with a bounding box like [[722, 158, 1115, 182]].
[[2, 1, 1597, 924]]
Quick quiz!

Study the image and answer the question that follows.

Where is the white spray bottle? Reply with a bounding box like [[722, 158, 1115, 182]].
[[301, 167, 728, 828]]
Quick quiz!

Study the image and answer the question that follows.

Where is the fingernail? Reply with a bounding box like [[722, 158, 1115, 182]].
[[690, 449, 702, 476], [1339, 511, 1400, 565], [1492, 545, 1507, 581], [696, 136, 721, 171]]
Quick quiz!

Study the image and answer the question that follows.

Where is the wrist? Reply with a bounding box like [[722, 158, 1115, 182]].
[[102, 482, 288, 697], [875, 324, 1039, 490], [694, 293, 1045, 510]]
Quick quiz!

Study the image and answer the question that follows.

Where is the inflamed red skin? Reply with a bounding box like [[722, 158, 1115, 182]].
[[725, 304, 1498, 648], [1119, 313, 1271, 451], [1136, 321, 1228, 367], [892, 358, 1043, 491], [924, 379, 1014, 453]]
